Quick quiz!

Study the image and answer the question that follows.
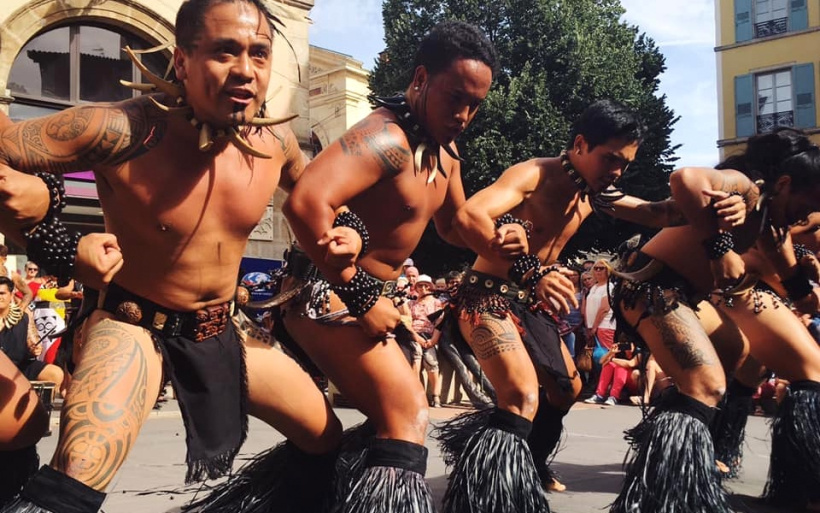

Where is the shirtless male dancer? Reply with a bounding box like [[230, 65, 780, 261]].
[[436, 100, 745, 513], [280, 21, 516, 512], [610, 127, 820, 512], [0, 1, 344, 511], [0, 111, 124, 505]]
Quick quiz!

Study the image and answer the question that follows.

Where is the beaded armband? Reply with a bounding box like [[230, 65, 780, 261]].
[[782, 266, 814, 301], [22, 173, 81, 287], [526, 265, 561, 292], [794, 243, 814, 261], [495, 213, 532, 239], [331, 266, 381, 317], [509, 253, 541, 286], [702, 232, 735, 260], [332, 210, 370, 256]]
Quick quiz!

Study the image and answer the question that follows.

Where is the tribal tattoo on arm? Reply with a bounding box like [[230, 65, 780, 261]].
[[0, 97, 167, 174], [712, 170, 759, 212], [469, 315, 524, 360], [339, 116, 411, 176], [646, 199, 687, 227]]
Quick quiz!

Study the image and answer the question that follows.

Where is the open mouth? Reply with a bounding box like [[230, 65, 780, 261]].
[[226, 89, 255, 103]]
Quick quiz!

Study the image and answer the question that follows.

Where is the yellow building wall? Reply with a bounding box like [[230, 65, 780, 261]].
[[309, 46, 372, 150], [717, 0, 820, 46], [716, 0, 820, 157]]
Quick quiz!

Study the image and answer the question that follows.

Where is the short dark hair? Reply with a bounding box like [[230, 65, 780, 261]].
[[567, 100, 645, 151], [0, 276, 14, 292], [176, 0, 278, 52], [413, 21, 498, 79], [716, 127, 820, 193], [0, 245, 7, 258]]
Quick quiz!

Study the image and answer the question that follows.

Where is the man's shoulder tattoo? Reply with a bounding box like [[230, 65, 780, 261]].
[[714, 170, 760, 209], [339, 116, 410, 175]]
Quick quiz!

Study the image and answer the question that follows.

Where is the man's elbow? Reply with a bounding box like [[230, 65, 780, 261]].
[[453, 205, 480, 238], [669, 167, 705, 196], [282, 191, 311, 224]]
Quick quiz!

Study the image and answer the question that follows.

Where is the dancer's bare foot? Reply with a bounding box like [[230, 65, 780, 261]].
[[544, 477, 567, 493]]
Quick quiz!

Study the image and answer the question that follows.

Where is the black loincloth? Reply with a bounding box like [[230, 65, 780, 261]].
[[453, 271, 574, 393]]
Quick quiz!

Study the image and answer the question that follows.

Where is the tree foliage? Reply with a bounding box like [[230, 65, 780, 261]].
[[370, 0, 680, 275]]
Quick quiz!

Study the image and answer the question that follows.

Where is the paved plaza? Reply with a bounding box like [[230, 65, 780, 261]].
[[36, 399, 779, 512]]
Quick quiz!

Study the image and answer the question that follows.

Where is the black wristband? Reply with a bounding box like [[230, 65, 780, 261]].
[[794, 243, 814, 261], [495, 213, 532, 239], [331, 266, 381, 317], [702, 232, 735, 260], [332, 210, 369, 255], [527, 265, 560, 292], [22, 173, 79, 287], [35, 172, 67, 220], [509, 253, 541, 285], [782, 266, 814, 301]]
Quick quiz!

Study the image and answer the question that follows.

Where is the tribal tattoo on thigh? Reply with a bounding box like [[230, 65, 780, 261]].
[[52, 322, 151, 489], [650, 308, 716, 370], [469, 316, 523, 360]]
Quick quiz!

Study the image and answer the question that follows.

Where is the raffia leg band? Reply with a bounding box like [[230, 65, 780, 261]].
[[335, 438, 434, 513], [440, 408, 550, 513], [611, 389, 729, 513], [764, 380, 820, 508]]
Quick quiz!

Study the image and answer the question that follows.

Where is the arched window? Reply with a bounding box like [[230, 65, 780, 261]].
[[9, 24, 169, 117], [6, 24, 170, 233]]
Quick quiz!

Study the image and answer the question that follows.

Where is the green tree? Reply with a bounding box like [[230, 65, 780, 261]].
[[371, 0, 680, 275]]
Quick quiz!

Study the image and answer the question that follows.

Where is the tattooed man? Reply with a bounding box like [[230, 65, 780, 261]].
[[435, 100, 745, 513], [0, 1, 344, 512], [0, 109, 122, 507], [279, 21, 517, 513], [610, 127, 820, 512]]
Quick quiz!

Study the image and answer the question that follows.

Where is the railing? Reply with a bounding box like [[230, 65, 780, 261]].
[[754, 17, 788, 38], [757, 110, 794, 133]]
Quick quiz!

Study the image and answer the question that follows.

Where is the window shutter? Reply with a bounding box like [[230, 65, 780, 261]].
[[735, 74, 755, 137], [735, 0, 753, 42], [794, 63, 816, 128], [789, 0, 809, 31]]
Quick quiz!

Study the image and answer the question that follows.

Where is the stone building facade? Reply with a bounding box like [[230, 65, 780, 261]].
[[0, 0, 314, 265]]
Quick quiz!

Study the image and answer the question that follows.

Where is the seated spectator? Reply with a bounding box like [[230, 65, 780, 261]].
[[0, 277, 64, 394], [584, 339, 638, 406]]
